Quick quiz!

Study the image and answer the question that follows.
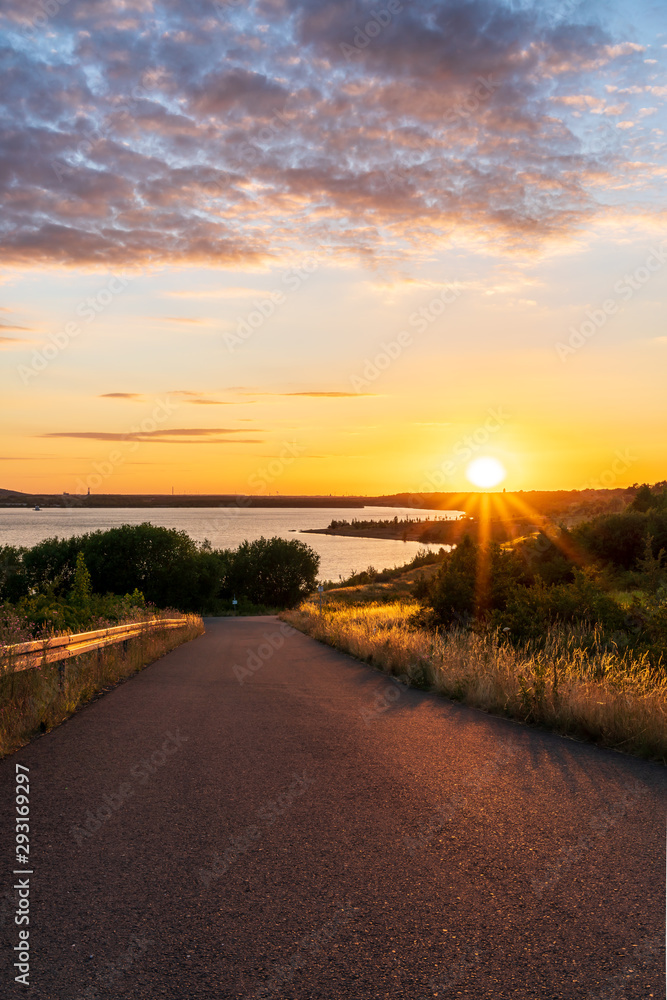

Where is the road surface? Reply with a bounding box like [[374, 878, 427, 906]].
[[1, 616, 665, 998]]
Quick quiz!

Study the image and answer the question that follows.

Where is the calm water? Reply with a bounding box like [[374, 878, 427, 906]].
[[0, 506, 460, 582]]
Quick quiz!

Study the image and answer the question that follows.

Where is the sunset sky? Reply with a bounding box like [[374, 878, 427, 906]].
[[1, 0, 666, 496]]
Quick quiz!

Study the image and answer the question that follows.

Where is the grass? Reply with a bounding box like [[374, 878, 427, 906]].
[[0, 616, 204, 758], [283, 600, 667, 762]]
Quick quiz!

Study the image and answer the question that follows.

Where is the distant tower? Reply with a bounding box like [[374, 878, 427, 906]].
[[87, 487, 90, 495]]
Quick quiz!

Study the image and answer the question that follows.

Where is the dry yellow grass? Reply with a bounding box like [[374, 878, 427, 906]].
[[283, 601, 667, 761], [0, 616, 204, 758]]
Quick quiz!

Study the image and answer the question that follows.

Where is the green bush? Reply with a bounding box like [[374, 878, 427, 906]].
[[423, 535, 528, 627], [0, 526, 320, 617], [515, 531, 576, 586], [571, 503, 667, 572], [491, 573, 628, 642], [224, 536, 319, 608]]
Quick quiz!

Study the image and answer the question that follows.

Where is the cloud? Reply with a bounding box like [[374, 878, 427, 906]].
[[41, 428, 265, 444], [0, 335, 29, 348], [246, 390, 377, 397], [283, 391, 377, 397], [164, 287, 277, 299], [185, 398, 232, 405], [0, 0, 661, 268], [99, 392, 144, 399], [167, 390, 238, 404], [157, 317, 206, 324], [188, 67, 289, 117], [99, 390, 245, 405]]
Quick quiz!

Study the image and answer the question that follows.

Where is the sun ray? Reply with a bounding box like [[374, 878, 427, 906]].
[[474, 493, 493, 616], [503, 492, 587, 568]]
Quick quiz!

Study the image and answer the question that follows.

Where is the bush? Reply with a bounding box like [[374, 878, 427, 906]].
[[629, 482, 667, 513], [0, 526, 320, 617], [491, 573, 628, 642], [224, 536, 319, 608], [515, 531, 576, 586], [572, 511, 648, 570], [423, 535, 528, 627]]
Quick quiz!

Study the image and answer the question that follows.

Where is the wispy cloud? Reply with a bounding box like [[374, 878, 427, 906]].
[[285, 391, 377, 398], [168, 390, 234, 405], [156, 317, 207, 325], [41, 429, 265, 444], [99, 392, 144, 400], [99, 390, 244, 405], [0, 335, 30, 348], [249, 391, 378, 398], [164, 287, 272, 299]]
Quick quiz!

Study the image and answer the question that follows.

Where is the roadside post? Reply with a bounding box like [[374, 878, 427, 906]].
[[317, 584, 323, 614], [232, 597, 238, 616]]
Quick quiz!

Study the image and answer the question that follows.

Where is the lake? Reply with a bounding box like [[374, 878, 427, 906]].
[[0, 506, 461, 582]]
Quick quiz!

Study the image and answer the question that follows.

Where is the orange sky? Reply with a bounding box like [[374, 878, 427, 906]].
[[1, 1, 666, 495]]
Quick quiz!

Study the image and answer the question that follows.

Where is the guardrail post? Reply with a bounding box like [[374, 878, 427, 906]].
[[58, 660, 66, 692]]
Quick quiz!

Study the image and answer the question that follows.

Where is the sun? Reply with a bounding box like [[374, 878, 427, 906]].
[[466, 456, 507, 489]]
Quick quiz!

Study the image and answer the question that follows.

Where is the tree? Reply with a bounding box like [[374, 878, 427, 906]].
[[571, 511, 647, 569], [630, 484, 657, 513], [636, 535, 666, 594], [69, 552, 92, 609], [80, 523, 220, 610], [225, 537, 319, 608], [0, 545, 28, 602], [22, 535, 82, 595], [421, 535, 528, 627]]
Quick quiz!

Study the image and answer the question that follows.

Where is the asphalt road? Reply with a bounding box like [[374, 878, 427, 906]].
[[1, 616, 665, 999]]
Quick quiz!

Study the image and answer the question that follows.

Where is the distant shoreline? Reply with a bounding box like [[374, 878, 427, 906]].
[[302, 519, 465, 543], [0, 487, 633, 521]]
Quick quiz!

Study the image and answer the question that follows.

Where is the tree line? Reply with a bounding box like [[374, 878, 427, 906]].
[[412, 484, 667, 664], [0, 525, 320, 636]]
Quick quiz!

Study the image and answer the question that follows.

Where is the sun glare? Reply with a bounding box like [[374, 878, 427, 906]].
[[466, 457, 507, 489]]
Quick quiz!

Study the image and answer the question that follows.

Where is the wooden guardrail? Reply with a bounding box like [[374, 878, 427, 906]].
[[1, 618, 194, 673]]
